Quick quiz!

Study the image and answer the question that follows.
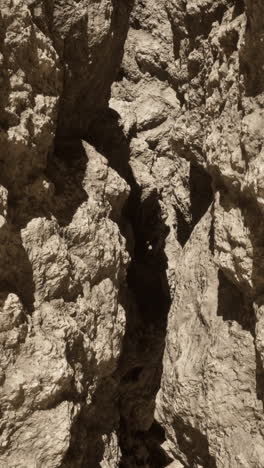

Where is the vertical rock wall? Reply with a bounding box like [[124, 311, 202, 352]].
[[0, 1, 133, 466], [155, 1, 264, 467]]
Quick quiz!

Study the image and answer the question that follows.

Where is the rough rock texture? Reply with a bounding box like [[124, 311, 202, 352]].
[[155, 0, 264, 467], [0, 1, 133, 466], [1, 0, 264, 467]]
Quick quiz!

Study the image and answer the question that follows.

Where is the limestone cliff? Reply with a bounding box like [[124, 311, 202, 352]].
[[0, 1, 264, 467]]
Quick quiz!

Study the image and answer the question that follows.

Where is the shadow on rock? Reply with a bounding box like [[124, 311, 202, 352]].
[[172, 415, 217, 468], [87, 109, 172, 466], [46, 138, 88, 227]]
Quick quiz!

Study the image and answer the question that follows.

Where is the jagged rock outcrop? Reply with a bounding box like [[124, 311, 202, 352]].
[[0, 1, 133, 466], [1, 0, 264, 467], [155, 1, 264, 467]]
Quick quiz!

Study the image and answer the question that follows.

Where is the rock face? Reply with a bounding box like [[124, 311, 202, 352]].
[[0, 2, 132, 466], [1, 0, 264, 467], [154, 0, 264, 467]]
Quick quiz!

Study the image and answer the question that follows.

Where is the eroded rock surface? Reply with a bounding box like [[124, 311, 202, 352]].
[[0, 1, 132, 466], [1, 0, 264, 467], [155, 0, 264, 467]]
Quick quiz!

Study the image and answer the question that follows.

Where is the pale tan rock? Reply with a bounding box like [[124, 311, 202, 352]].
[[156, 0, 264, 466], [2, 0, 264, 466], [156, 209, 264, 467], [1, 401, 77, 468], [0, 2, 133, 465]]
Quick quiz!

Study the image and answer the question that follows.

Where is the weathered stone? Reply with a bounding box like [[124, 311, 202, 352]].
[[1, 0, 264, 466]]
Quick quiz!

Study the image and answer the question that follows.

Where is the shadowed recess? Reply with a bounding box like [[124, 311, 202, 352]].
[[217, 270, 255, 333], [87, 108, 171, 467], [46, 138, 88, 227], [177, 163, 213, 247]]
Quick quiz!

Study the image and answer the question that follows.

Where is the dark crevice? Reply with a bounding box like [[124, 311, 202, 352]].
[[176, 208, 191, 248], [86, 108, 171, 466], [190, 164, 213, 229], [217, 270, 255, 334], [145, 422, 174, 468], [232, 0, 245, 19], [116, 67, 126, 82], [119, 420, 173, 468], [178, 164, 213, 248], [175, 89, 185, 108], [45, 138, 88, 227], [255, 347, 264, 404], [209, 215, 215, 254]]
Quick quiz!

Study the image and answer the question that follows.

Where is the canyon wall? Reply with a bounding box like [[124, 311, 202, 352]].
[[0, 0, 264, 467]]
